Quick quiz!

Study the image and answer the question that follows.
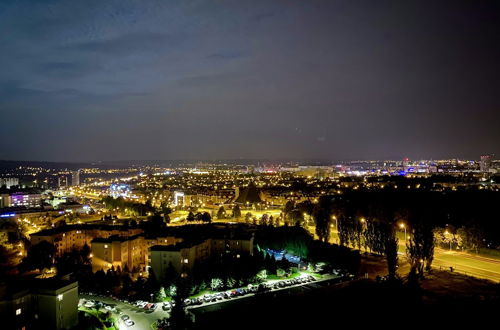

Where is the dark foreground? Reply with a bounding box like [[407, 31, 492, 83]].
[[190, 271, 500, 329]]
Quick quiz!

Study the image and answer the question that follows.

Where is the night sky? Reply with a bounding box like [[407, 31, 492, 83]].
[[1, 0, 500, 162]]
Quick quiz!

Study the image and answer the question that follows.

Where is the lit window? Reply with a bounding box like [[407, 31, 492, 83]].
[[16, 308, 21, 315], [57, 294, 63, 301], [183, 258, 188, 264], [104, 244, 108, 248]]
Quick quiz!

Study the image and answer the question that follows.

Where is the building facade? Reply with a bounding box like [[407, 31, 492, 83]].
[[30, 224, 143, 257], [0, 177, 19, 189], [149, 233, 254, 281], [0, 278, 78, 330]]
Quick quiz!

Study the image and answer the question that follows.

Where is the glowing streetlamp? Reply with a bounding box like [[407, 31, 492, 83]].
[[444, 230, 452, 251], [399, 223, 407, 243], [331, 215, 338, 243]]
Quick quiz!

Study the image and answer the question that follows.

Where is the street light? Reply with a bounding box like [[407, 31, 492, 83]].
[[331, 215, 338, 244], [399, 223, 407, 244], [444, 230, 452, 251]]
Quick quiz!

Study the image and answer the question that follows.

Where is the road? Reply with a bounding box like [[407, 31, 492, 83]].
[[315, 227, 500, 282], [432, 248, 500, 282]]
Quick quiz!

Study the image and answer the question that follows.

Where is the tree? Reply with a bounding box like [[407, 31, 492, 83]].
[[202, 212, 212, 223], [232, 205, 241, 218], [163, 262, 179, 286], [217, 206, 226, 219], [186, 212, 195, 222], [260, 214, 269, 226], [312, 199, 331, 242], [407, 220, 434, 278], [383, 224, 399, 281], [161, 202, 173, 216], [283, 200, 295, 217], [169, 279, 192, 330], [457, 226, 483, 253], [19, 241, 55, 272], [154, 287, 167, 302], [164, 214, 171, 225], [288, 210, 305, 227], [278, 256, 291, 275], [245, 212, 253, 224], [297, 200, 314, 218]]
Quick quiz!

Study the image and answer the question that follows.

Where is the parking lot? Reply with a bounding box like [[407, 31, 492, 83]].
[[79, 295, 165, 329], [183, 274, 323, 309], [79, 272, 350, 329]]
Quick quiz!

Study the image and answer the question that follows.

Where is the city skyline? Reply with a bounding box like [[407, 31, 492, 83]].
[[1, 0, 500, 162]]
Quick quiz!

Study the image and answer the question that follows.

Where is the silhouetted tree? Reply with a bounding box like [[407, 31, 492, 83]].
[[232, 205, 241, 218], [19, 241, 55, 272], [202, 212, 212, 223], [217, 206, 226, 219]]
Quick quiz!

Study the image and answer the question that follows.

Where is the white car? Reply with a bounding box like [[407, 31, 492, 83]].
[[84, 301, 94, 308], [125, 319, 134, 327]]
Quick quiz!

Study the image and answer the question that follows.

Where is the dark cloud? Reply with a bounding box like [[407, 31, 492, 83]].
[[0, 0, 500, 162], [64, 32, 177, 55]]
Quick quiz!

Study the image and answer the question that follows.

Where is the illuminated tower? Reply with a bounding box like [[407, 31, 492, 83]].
[[480, 155, 493, 172], [71, 170, 80, 186]]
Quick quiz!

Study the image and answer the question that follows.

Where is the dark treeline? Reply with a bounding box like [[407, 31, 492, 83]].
[[310, 190, 500, 279], [101, 196, 156, 216], [328, 190, 500, 247], [254, 226, 360, 274]]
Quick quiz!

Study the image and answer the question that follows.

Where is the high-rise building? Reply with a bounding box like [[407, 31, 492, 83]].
[[480, 154, 493, 172], [9, 192, 42, 208], [58, 176, 68, 189], [71, 170, 80, 186], [402, 158, 410, 172]]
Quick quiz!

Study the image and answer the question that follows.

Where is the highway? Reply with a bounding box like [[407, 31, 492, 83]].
[[432, 248, 500, 282], [318, 227, 500, 282]]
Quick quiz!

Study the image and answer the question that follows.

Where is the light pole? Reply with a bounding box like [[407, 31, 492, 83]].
[[444, 230, 452, 251], [331, 215, 338, 244], [399, 223, 406, 244], [359, 218, 366, 250]]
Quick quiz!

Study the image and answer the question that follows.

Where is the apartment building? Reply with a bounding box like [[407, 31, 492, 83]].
[[30, 224, 143, 257], [0, 277, 78, 330], [91, 235, 146, 273], [149, 231, 254, 281]]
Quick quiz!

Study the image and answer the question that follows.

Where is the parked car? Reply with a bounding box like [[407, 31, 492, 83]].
[[121, 315, 130, 321], [124, 320, 134, 327], [84, 301, 94, 308]]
